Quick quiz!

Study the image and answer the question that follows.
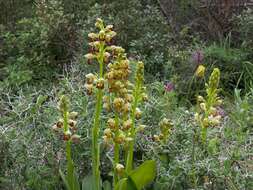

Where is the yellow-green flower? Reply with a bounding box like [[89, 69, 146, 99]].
[[195, 65, 205, 78]]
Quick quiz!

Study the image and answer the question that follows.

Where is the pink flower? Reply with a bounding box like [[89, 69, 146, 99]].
[[192, 50, 204, 65], [164, 82, 174, 92]]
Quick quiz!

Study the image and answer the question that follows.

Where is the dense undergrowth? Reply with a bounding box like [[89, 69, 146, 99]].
[[0, 0, 253, 190]]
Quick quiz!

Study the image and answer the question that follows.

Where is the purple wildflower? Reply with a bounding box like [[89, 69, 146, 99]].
[[164, 82, 174, 92], [192, 50, 204, 65]]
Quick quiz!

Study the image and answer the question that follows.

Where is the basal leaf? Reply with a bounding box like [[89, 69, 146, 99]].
[[59, 169, 71, 190], [82, 175, 93, 190], [129, 160, 156, 190]]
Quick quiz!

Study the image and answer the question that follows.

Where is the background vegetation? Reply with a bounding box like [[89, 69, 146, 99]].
[[0, 0, 252, 189]]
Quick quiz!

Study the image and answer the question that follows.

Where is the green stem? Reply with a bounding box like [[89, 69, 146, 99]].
[[113, 113, 120, 187], [92, 43, 105, 190], [63, 109, 74, 189], [126, 83, 140, 173], [92, 89, 103, 190], [201, 126, 207, 146], [66, 140, 74, 189], [191, 128, 197, 188]]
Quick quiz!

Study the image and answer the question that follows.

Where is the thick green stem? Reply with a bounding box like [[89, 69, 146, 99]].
[[113, 113, 120, 187]]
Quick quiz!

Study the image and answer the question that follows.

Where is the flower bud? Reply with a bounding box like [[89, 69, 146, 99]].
[[63, 130, 71, 141], [125, 94, 133, 102], [96, 78, 105, 89], [103, 95, 110, 103], [105, 72, 114, 80], [108, 118, 116, 130], [122, 103, 131, 113], [114, 81, 123, 89], [135, 108, 142, 119], [71, 134, 81, 144], [103, 135, 111, 144], [52, 124, 59, 132], [85, 84, 93, 95], [69, 112, 78, 120], [216, 99, 223, 106], [209, 115, 221, 126], [85, 73, 96, 84], [113, 98, 124, 112], [116, 46, 125, 53], [142, 93, 148, 102], [195, 65, 205, 78], [197, 96, 205, 102], [153, 135, 160, 142], [104, 128, 112, 138], [119, 88, 128, 95], [103, 103, 111, 112], [203, 118, 209, 127], [88, 33, 98, 40], [56, 120, 63, 128], [200, 103, 206, 111], [95, 18, 103, 29], [105, 24, 114, 31], [99, 30, 106, 40], [68, 119, 77, 128], [115, 163, 124, 175], [105, 31, 116, 42], [104, 52, 111, 63], [84, 53, 96, 60], [115, 133, 126, 144], [122, 120, 132, 130]]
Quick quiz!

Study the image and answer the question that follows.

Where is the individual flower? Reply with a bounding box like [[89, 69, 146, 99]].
[[115, 163, 125, 175], [195, 64, 205, 78], [164, 82, 174, 92], [192, 50, 204, 65], [85, 73, 96, 84]]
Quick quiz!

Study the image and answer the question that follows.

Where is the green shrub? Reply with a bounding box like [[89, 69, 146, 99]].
[[0, 0, 80, 88]]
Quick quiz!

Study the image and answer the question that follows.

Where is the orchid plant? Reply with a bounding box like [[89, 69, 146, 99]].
[[84, 19, 156, 190]]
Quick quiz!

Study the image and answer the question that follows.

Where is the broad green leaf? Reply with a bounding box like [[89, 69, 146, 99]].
[[115, 160, 156, 190], [59, 169, 71, 190], [103, 180, 112, 190], [115, 178, 128, 190], [115, 177, 137, 190], [129, 160, 156, 190], [82, 175, 93, 190], [127, 177, 138, 190], [73, 169, 80, 190]]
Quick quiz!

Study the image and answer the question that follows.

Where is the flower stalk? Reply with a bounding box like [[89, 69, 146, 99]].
[[194, 68, 222, 145], [52, 95, 80, 190], [126, 62, 144, 173]]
